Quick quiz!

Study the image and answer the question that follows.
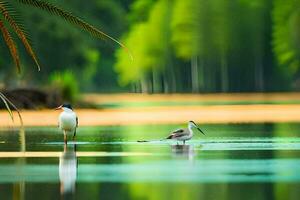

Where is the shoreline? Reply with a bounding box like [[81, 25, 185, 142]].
[[1, 104, 300, 127]]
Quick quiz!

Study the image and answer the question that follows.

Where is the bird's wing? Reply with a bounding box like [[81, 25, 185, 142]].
[[173, 132, 189, 138], [166, 129, 185, 139], [172, 128, 184, 134], [166, 134, 175, 139]]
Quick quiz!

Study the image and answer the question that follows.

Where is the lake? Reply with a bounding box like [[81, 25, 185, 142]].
[[0, 123, 300, 200]]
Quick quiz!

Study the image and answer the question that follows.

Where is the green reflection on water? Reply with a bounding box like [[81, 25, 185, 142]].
[[0, 123, 300, 199]]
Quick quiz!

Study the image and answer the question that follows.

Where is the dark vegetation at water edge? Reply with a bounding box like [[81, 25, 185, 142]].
[[0, 88, 98, 109], [0, 88, 58, 109]]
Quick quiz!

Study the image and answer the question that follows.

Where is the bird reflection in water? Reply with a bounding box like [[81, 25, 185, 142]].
[[171, 144, 196, 161], [59, 142, 77, 197]]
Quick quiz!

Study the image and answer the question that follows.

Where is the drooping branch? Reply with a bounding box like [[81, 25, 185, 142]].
[[0, 1, 40, 71], [17, 0, 132, 59], [0, 19, 21, 73]]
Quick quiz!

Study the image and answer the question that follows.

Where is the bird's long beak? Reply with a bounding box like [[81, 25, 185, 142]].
[[197, 127, 205, 135], [55, 105, 62, 110]]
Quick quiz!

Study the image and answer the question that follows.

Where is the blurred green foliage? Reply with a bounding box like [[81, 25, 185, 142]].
[[49, 70, 79, 103], [0, 0, 129, 92], [1, 0, 300, 93], [115, 0, 300, 93], [273, 0, 300, 81], [115, 0, 172, 91]]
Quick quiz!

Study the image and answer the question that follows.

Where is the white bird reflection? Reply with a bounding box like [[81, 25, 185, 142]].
[[59, 143, 77, 195], [171, 144, 195, 161]]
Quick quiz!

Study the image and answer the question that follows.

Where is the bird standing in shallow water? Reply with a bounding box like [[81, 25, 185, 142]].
[[166, 121, 205, 144], [55, 104, 78, 143]]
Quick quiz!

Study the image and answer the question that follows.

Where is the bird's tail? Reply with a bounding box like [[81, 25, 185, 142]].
[[166, 135, 173, 139], [137, 140, 150, 143]]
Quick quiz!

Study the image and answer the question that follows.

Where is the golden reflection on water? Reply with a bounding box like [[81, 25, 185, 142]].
[[19, 128, 26, 152], [13, 128, 26, 200], [0, 151, 153, 158]]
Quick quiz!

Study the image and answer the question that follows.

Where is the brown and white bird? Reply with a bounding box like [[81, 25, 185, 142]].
[[55, 103, 78, 143], [166, 121, 205, 144]]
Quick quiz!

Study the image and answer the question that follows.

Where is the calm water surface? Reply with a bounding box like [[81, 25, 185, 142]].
[[0, 123, 300, 200]]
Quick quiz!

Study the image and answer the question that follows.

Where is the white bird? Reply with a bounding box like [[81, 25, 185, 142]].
[[166, 121, 205, 144], [55, 103, 78, 143]]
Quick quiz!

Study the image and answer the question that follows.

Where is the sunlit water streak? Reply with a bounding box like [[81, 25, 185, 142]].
[[1, 138, 300, 183], [0, 151, 154, 158], [0, 159, 300, 183], [199, 137, 300, 150], [49, 137, 300, 151], [77, 159, 300, 183], [44, 137, 300, 144]]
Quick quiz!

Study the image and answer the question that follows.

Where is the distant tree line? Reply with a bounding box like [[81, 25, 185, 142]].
[[115, 0, 300, 93]]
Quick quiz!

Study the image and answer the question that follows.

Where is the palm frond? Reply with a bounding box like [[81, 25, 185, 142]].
[[0, 92, 14, 121], [0, 92, 23, 126], [18, 0, 133, 59], [0, 19, 21, 73], [0, 2, 40, 71]]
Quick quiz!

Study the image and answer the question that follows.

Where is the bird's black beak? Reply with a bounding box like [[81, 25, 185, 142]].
[[55, 105, 62, 110], [197, 127, 205, 135]]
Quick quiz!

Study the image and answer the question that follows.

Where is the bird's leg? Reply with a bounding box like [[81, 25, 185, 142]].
[[183, 140, 185, 145], [63, 143, 67, 152], [64, 130, 67, 144], [72, 129, 77, 141]]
